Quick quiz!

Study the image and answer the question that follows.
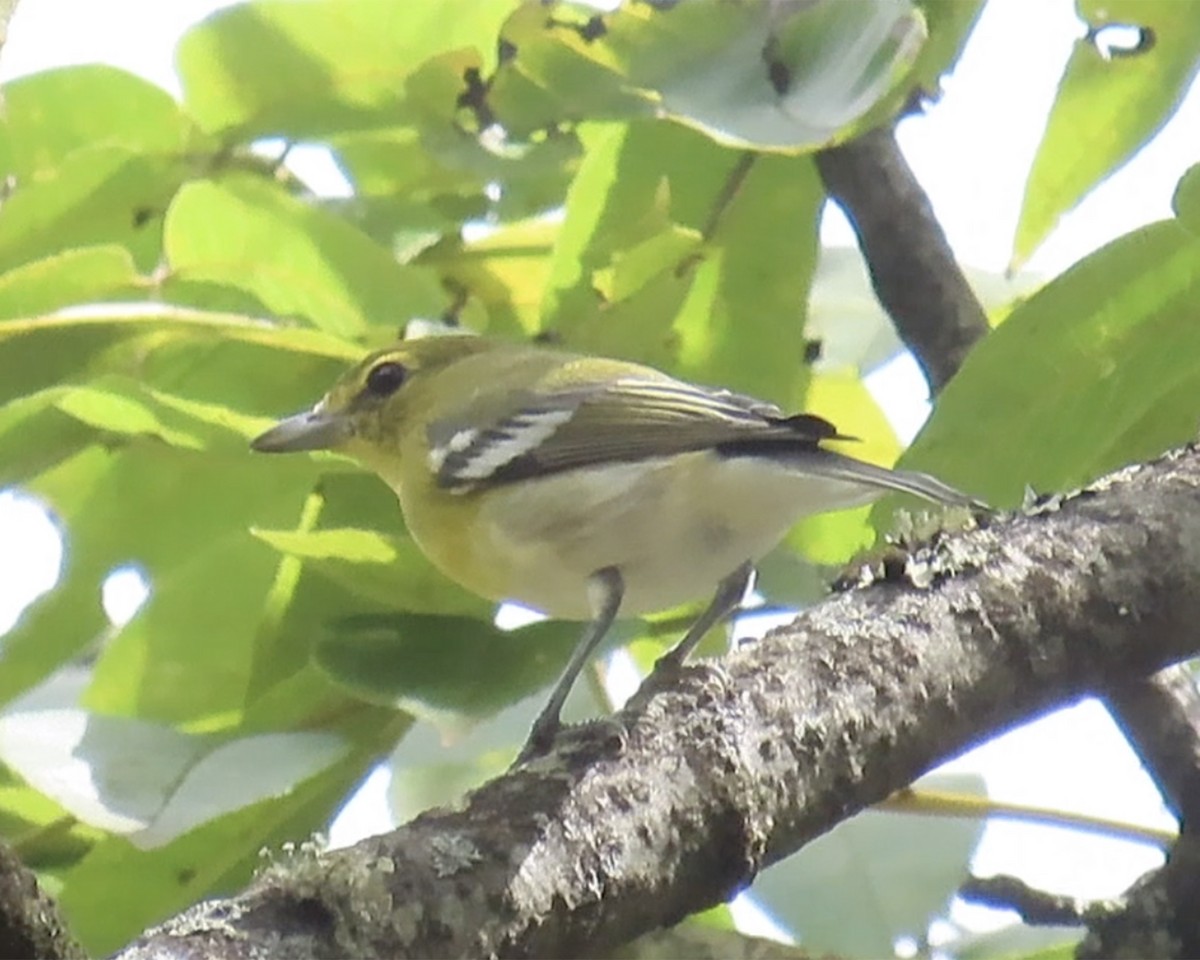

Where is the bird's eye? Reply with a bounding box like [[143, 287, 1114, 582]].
[[364, 361, 407, 397]]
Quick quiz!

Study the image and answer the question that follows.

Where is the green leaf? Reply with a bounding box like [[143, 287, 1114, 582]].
[[330, 52, 583, 226], [0, 708, 347, 849], [899, 211, 1200, 508], [910, 0, 986, 90], [176, 0, 517, 138], [0, 710, 202, 835], [164, 176, 446, 338], [0, 447, 115, 706], [0, 64, 205, 181], [1172, 161, 1200, 231], [0, 246, 142, 321], [0, 780, 97, 872], [671, 154, 822, 404], [0, 305, 359, 418], [1012, 1, 1200, 267], [0, 145, 185, 273], [135, 730, 349, 849], [80, 449, 324, 724], [56, 732, 394, 956], [251, 526, 489, 617], [542, 122, 822, 407], [752, 772, 986, 955], [950, 926, 1082, 960], [315, 614, 579, 717], [53, 382, 205, 450], [0, 419, 323, 716], [426, 218, 560, 337], [0, 391, 95, 487], [492, 0, 925, 150]]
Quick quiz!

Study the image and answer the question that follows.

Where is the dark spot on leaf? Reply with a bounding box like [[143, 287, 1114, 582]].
[[674, 251, 705, 277], [132, 206, 156, 227], [767, 59, 790, 95], [497, 37, 517, 64], [580, 15, 606, 41], [532, 329, 561, 344], [1087, 22, 1155, 59], [456, 67, 494, 130], [545, 12, 606, 42], [804, 339, 823, 363], [176, 867, 196, 885], [440, 281, 468, 325]]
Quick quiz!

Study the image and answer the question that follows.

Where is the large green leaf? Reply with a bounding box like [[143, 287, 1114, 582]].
[[910, 0, 986, 91], [164, 176, 446, 339], [670, 153, 821, 404], [492, 0, 925, 150], [332, 116, 582, 226], [0, 708, 347, 848], [316, 614, 579, 717], [78, 441, 329, 724], [251, 526, 490, 618], [1173, 161, 1200, 230], [752, 773, 986, 956], [56, 725, 398, 956], [176, 0, 517, 138], [0, 246, 142, 322], [0, 145, 185, 273], [0, 310, 360, 467], [0, 776, 98, 873], [0, 413, 324, 716], [0, 64, 206, 182], [899, 202, 1200, 508], [0, 447, 116, 706], [542, 122, 821, 405], [1013, 1, 1200, 266]]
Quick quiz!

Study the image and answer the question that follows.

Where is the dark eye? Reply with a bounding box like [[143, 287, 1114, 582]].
[[364, 361, 407, 397]]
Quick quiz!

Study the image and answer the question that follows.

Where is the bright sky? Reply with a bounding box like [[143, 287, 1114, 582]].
[[0, 0, 1196, 948]]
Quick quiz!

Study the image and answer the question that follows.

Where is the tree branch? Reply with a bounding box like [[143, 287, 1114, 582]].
[[115, 446, 1200, 960], [1079, 827, 1200, 959], [959, 874, 1091, 927], [1103, 668, 1200, 822], [818, 119, 1200, 939], [0, 841, 86, 960], [814, 125, 989, 394]]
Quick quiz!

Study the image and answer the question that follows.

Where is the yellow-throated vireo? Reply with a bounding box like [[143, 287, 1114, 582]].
[[252, 334, 978, 761]]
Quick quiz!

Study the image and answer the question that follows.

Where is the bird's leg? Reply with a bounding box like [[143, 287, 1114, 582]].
[[514, 566, 624, 765], [651, 561, 754, 677]]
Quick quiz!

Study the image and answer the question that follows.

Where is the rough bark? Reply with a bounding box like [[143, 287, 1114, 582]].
[[0, 842, 86, 960], [113, 445, 1200, 960]]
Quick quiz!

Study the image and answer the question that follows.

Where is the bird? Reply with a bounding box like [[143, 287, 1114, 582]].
[[251, 334, 978, 761]]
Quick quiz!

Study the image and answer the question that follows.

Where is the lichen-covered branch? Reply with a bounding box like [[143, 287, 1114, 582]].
[[114, 446, 1200, 960]]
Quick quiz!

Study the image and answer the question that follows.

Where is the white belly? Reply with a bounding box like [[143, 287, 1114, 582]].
[[474, 452, 878, 618]]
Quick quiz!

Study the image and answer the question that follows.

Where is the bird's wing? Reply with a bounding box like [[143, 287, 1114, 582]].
[[426, 376, 840, 491]]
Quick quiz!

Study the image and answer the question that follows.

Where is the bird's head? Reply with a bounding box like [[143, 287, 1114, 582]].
[[250, 334, 491, 465]]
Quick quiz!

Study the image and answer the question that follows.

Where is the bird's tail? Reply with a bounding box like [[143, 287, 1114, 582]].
[[805, 450, 986, 509]]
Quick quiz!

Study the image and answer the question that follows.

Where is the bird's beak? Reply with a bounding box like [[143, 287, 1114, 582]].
[[251, 408, 349, 453]]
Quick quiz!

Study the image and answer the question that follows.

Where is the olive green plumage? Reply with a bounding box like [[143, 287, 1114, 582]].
[[253, 334, 976, 758]]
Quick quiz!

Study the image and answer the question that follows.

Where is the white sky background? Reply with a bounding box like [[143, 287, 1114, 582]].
[[0, 0, 1197, 945]]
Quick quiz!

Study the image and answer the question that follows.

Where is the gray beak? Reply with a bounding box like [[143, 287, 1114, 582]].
[[251, 409, 349, 453]]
